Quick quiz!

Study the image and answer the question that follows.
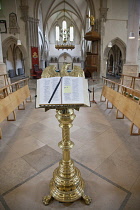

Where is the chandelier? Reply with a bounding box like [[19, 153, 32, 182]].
[[55, 44, 75, 50], [55, 33, 75, 50], [55, 0, 75, 50]]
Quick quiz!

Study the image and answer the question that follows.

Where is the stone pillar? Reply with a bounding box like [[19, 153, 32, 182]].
[[0, 34, 10, 87], [0, 33, 3, 63], [99, 0, 108, 78], [123, 0, 140, 77], [27, 18, 39, 74], [27, 17, 39, 48], [20, 2, 39, 76]]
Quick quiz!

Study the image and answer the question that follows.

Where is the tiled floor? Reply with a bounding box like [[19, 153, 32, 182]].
[[0, 78, 140, 210]]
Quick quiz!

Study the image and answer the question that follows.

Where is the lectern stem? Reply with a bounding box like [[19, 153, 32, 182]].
[[42, 108, 91, 205]]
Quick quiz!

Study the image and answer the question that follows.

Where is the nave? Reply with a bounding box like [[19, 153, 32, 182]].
[[0, 78, 139, 210]]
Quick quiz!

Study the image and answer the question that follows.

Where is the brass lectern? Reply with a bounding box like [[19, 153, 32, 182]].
[[37, 65, 92, 205]]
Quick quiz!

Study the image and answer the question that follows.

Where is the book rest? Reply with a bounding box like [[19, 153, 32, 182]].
[[39, 105, 92, 205]]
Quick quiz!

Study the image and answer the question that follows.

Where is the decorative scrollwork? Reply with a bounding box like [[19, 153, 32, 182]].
[[41, 65, 59, 78], [82, 194, 92, 205], [42, 195, 53, 205]]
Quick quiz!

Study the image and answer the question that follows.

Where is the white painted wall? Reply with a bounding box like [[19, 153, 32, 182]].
[[103, 20, 127, 51], [138, 44, 140, 73], [100, 0, 129, 77], [1, 0, 27, 50], [6, 59, 13, 71], [103, 0, 128, 54], [15, 59, 23, 75]]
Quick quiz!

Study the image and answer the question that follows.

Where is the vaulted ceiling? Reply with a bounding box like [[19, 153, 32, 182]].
[[34, 0, 95, 33]]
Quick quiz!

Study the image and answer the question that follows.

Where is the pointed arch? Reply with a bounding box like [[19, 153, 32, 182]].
[[2, 36, 29, 76], [58, 52, 72, 60], [104, 37, 126, 61], [58, 52, 72, 70], [2, 36, 27, 60], [104, 38, 126, 76]]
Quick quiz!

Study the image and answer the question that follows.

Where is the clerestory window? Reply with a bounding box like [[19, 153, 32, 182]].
[[56, 25, 60, 41], [62, 20, 67, 41], [55, 20, 74, 42], [70, 26, 74, 41]]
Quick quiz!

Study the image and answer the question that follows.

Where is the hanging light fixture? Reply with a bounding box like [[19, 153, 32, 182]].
[[15, 0, 22, 45], [108, 42, 112, 47], [55, 0, 75, 50], [128, 1, 136, 40], [17, 39, 22, 45], [129, 32, 135, 39]]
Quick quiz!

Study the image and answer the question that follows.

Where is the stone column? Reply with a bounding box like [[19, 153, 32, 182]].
[[20, 17, 39, 76], [20, 3, 39, 76], [25, 17, 39, 48], [0, 33, 3, 63], [0, 33, 10, 87], [123, 0, 140, 77], [99, 0, 108, 78]]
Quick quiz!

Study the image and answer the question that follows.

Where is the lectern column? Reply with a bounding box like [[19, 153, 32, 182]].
[[42, 108, 91, 205]]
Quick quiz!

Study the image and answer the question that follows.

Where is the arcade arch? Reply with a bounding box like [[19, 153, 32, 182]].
[[2, 36, 28, 76], [104, 38, 126, 77]]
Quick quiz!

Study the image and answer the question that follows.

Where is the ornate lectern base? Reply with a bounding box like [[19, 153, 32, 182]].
[[42, 193, 91, 205], [42, 108, 91, 206]]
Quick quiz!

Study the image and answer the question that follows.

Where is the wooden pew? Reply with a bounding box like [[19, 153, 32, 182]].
[[116, 94, 138, 120], [131, 102, 140, 135], [0, 94, 16, 122], [0, 78, 31, 139], [120, 74, 140, 89], [121, 86, 140, 100], [100, 86, 121, 109], [100, 83, 140, 135], [101, 78, 140, 101]]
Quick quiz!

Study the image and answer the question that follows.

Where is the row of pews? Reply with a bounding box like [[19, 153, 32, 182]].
[[0, 78, 31, 139], [100, 77, 140, 135]]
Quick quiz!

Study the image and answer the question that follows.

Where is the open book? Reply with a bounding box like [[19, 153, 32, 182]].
[[36, 76, 90, 107]]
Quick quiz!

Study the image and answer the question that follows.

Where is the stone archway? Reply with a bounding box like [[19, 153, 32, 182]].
[[103, 37, 126, 77], [2, 36, 29, 76], [58, 53, 72, 70]]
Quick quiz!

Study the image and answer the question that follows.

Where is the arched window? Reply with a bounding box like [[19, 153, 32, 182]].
[[55, 20, 74, 43], [56, 25, 60, 41], [88, 9, 90, 28], [70, 26, 74, 41], [62, 20, 67, 41]]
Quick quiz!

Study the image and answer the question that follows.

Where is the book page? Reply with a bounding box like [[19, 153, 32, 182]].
[[37, 77, 61, 105], [83, 78, 90, 107], [62, 77, 85, 104]]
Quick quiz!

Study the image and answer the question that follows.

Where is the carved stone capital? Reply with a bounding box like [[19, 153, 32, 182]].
[[20, 5, 29, 22], [27, 17, 39, 24], [100, 8, 108, 22]]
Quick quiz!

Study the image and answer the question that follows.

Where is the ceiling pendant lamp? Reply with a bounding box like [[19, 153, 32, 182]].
[[17, 39, 21, 45], [129, 32, 135, 39], [108, 42, 112, 47]]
